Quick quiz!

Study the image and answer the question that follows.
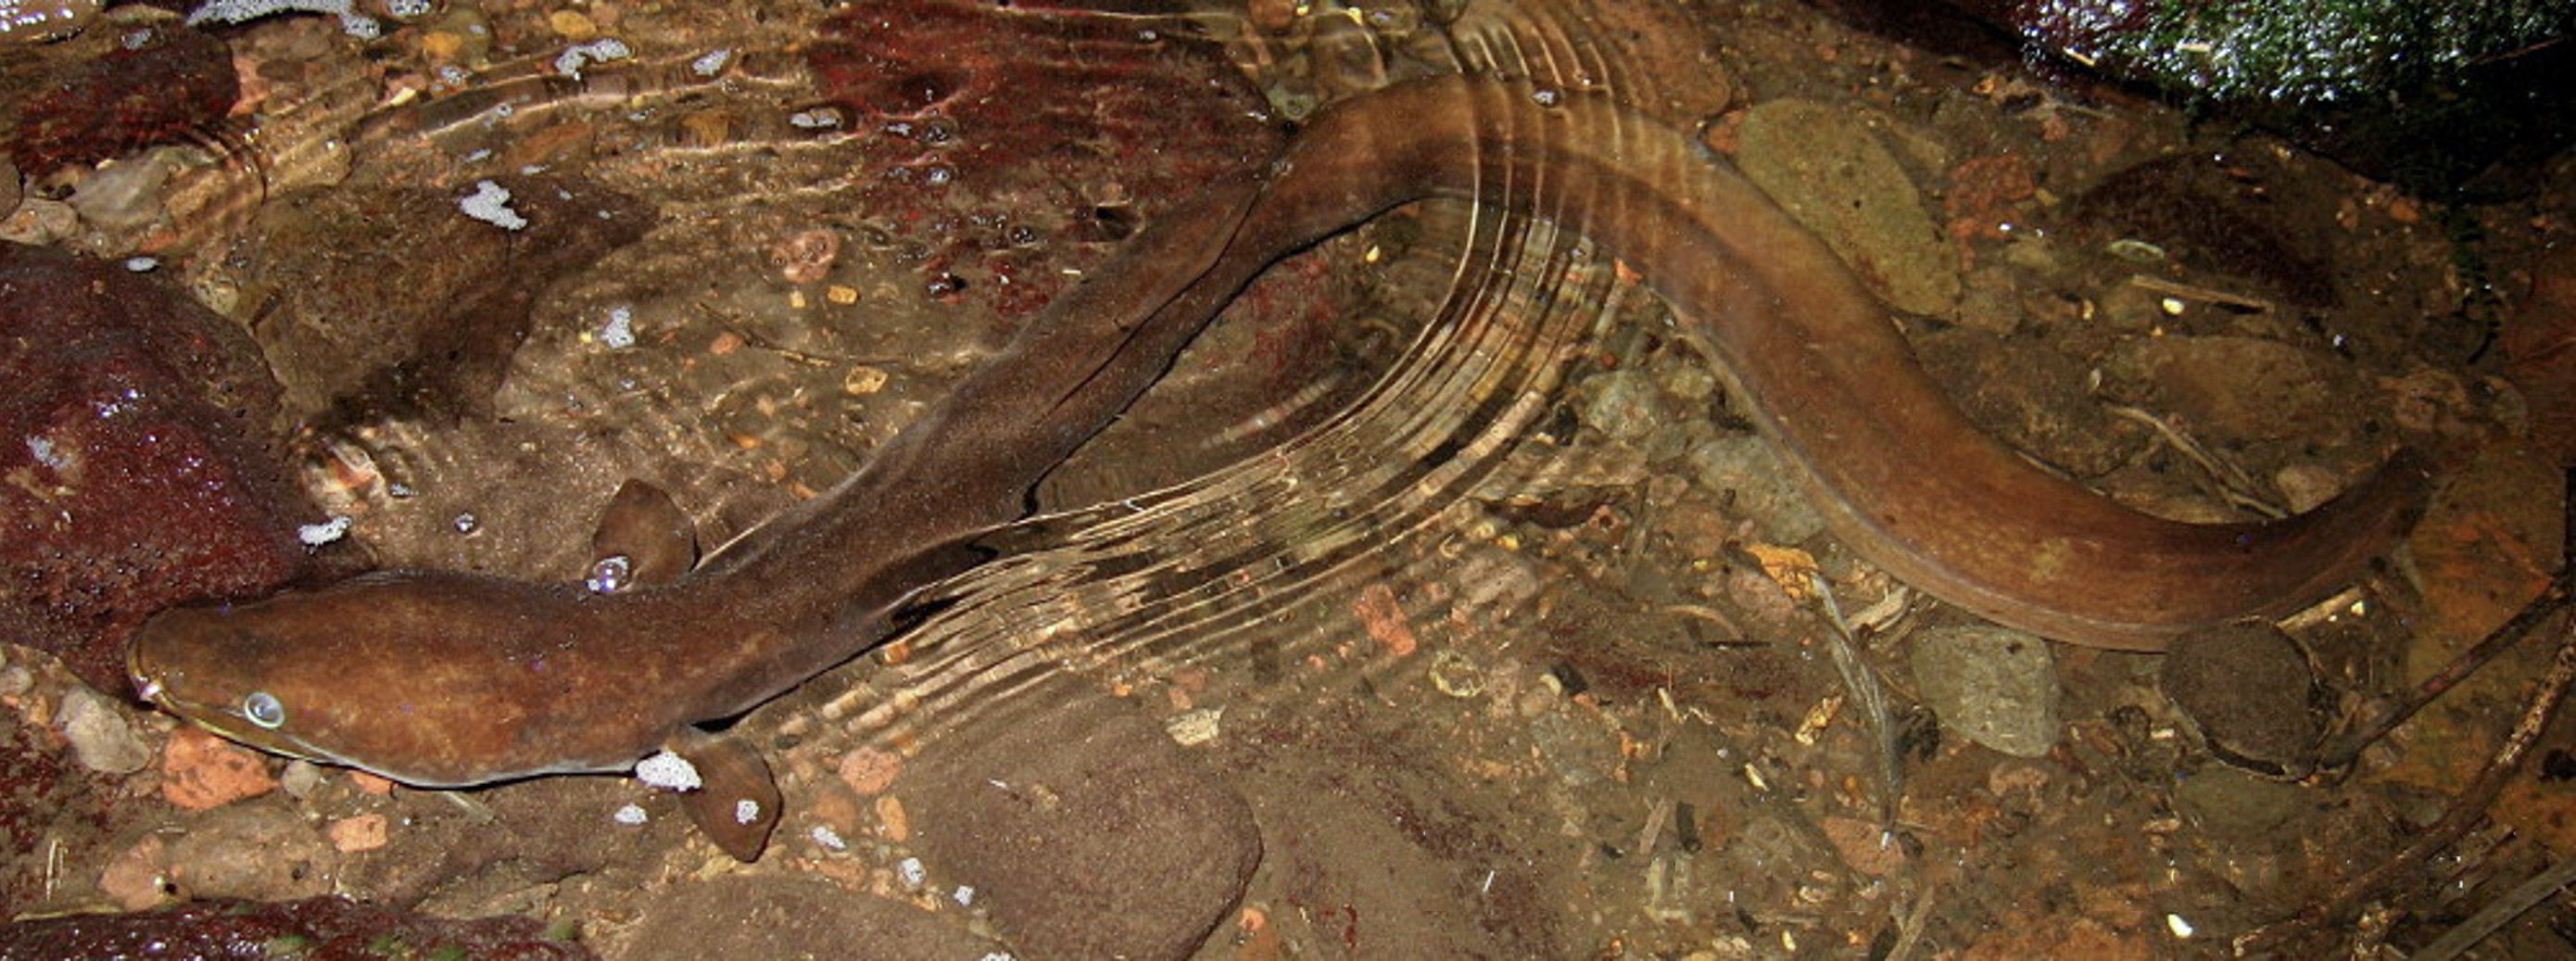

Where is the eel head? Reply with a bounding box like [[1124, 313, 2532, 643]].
[[128, 570, 663, 787]]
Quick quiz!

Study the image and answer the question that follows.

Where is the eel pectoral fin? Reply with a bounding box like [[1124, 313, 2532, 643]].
[[669, 729, 783, 863], [591, 479, 701, 588]]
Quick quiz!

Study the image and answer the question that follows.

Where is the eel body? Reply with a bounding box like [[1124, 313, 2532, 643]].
[[129, 77, 2425, 847]]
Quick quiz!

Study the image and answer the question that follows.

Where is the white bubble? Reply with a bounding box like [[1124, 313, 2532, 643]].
[[635, 751, 701, 790]]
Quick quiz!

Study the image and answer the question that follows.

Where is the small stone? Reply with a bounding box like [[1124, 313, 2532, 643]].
[[1353, 582, 1419, 658], [1659, 362, 1718, 402], [1164, 707, 1223, 746], [1528, 708, 1622, 787], [1819, 816, 1905, 877], [875, 793, 909, 842], [1429, 650, 1487, 698], [58, 686, 152, 774], [838, 746, 903, 796], [347, 769, 394, 794], [159, 727, 279, 810], [1578, 370, 1661, 442], [420, 30, 465, 61], [1910, 625, 2061, 757], [2173, 766, 2306, 839], [1248, 0, 1299, 32], [327, 813, 390, 853], [277, 761, 326, 799], [97, 835, 171, 910], [1684, 435, 1826, 544], [548, 9, 597, 40], [166, 804, 334, 901], [2272, 462, 2347, 513]]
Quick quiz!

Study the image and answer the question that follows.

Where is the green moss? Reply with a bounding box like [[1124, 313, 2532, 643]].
[[2080, 0, 2565, 107]]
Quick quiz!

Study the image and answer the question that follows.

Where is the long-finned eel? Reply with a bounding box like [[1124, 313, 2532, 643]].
[[129, 77, 2428, 858]]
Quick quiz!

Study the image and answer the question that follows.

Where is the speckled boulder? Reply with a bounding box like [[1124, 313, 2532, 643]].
[[0, 243, 313, 695]]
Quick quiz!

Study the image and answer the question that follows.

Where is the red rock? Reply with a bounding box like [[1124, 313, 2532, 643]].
[[327, 813, 390, 853], [158, 727, 278, 811], [802, 0, 1281, 320], [0, 243, 314, 696], [4, 20, 239, 176], [0, 895, 592, 960]]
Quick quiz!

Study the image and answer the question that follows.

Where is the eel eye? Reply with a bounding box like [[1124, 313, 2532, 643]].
[[243, 691, 286, 729]]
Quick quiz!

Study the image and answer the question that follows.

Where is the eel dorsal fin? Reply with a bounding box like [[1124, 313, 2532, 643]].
[[589, 479, 700, 589]]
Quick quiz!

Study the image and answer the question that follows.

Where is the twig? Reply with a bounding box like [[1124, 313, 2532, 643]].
[[1810, 572, 1900, 837], [2316, 572, 2573, 770], [2127, 273, 2277, 314], [2232, 610, 2576, 955], [1884, 878, 1941, 961], [2104, 404, 2286, 518], [2318, 467, 2576, 770], [2408, 854, 2576, 961]]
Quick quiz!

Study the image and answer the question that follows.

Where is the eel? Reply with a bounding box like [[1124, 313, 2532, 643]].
[[128, 76, 2427, 858]]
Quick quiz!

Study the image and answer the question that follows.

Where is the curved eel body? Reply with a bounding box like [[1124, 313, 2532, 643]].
[[130, 77, 2425, 835]]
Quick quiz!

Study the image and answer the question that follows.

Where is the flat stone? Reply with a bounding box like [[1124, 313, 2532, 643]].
[[2102, 335, 2364, 446], [905, 695, 1258, 960], [57, 686, 151, 775], [1910, 625, 2061, 758], [1683, 434, 1825, 544], [1914, 327, 2147, 479], [620, 875, 1000, 961], [2161, 622, 2323, 778], [1735, 99, 1960, 319]]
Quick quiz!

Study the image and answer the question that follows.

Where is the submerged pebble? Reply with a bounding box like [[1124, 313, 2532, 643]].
[[1909, 625, 2061, 758], [59, 685, 153, 774], [1684, 434, 1826, 545], [1578, 369, 1660, 442]]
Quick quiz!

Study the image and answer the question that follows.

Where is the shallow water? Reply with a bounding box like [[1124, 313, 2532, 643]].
[[6, 0, 2570, 957]]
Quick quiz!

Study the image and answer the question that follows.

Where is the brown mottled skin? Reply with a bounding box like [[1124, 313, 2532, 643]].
[[130, 78, 2425, 793]]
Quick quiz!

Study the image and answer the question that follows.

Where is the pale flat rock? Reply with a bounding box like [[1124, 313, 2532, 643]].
[[905, 696, 1258, 960], [1734, 99, 1961, 319], [1911, 625, 2061, 758]]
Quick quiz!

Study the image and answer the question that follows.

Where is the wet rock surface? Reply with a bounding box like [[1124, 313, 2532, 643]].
[[906, 698, 1259, 960], [227, 174, 654, 424], [0, 243, 312, 696], [1215, 699, 1578, 958], [1732, 98, 1962, 319], [2070, 152, 2343, 310], [2162, 622, 2326, 778], [1, 19, 239, 178], [799, 0, 1285, 320], [618, 875, 1002, 961], [0, 895, 592, 960], [1915, 326, 2146, 479]]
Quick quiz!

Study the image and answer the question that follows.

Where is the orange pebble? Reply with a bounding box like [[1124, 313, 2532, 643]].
[[158, 727, 276, 810]]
